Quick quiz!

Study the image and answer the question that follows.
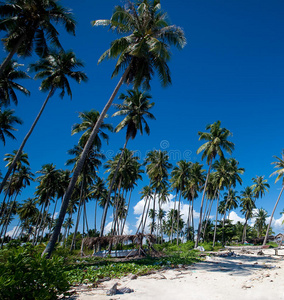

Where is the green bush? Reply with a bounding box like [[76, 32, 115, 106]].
[[0, 244, 70, 300]]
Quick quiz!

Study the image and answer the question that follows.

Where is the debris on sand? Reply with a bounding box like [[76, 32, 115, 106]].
[[106, 283, 134, 296]]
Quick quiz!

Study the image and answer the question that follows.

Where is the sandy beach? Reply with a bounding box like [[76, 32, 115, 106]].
[[71, 249, 284, 300]]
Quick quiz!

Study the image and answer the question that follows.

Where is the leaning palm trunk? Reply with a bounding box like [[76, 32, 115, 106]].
[[0, 88, 55, 194], [263, 185, 284, 246], [0, 35, 26, 75], [195, 163, 212, 248], [213, 191, 220, 247]]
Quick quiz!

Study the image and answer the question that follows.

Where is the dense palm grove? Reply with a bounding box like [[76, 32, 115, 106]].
[[0, 0, 283, 261]]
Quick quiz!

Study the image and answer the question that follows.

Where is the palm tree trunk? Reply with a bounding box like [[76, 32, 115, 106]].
[[142, 195, 151, 234], [0, 35, 25, 75], [213, 191, 220, 247], [0, 88, 55, 195], [202, 198, 214, 240], [242, 212, 249, 244], [176, 189, 182, 245], [43, 67, 130, 258], [33, 203, 45, 245], [121, 189, 132, 235], [263, 185, 284, 246], [71, 181, 84, 250], [222, 186, 231, 246], [170, 193, 177, 243], [39, 200, 51, 242], [136, 196, 148, 234], [150, 190, 157, 235], [195, 161, 212, 248], [94, 200, 98, 232]]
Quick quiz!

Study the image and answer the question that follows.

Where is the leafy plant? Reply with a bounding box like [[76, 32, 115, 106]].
[[0, 244, 70, 299]]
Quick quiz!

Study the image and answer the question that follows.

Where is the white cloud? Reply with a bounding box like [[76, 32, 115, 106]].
[[6, 226, 17, 237], [104, 221, 133, 235], [133, 193, 201, 233], [228, 211, 245, 224]]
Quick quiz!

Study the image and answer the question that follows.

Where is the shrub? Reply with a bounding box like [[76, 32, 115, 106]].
[[0, 244, 70, 300]]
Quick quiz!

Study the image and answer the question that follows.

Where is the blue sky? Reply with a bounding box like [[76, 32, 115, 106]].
[[1, 0, 284, 235]]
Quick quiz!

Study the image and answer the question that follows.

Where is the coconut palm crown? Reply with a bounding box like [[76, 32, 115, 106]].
[[92, 0, 186, 90]]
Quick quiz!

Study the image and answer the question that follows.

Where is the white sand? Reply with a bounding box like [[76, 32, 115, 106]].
[[72, 249, 284, 300]]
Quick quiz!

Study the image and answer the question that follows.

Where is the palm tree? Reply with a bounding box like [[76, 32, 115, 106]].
[[0, 109, 22, 145], [0, 150, 29, 220], [0, 0, 76, 74], [254, 208, 269, 238], [100, 89, 155, 237], [240, 186, 255, 243], [170, 160, 191, 245], [88, 177, 107, 232], [146, 150, 172, 235], [72, 110, 113, 149], [195, 121, 234, 247], [33, 163, 60, 244], [252, 175, 270, 202], [0, 165, 33, 241], [44, 0, 186, 257], [222, 189, 239, 220], [0, 49, 87, 194], [66, 145, 104, 249], [0, 60, 30, 107], [183, 162, 205, 241], [137, 185, 153, 235], [17, 198, 38, 239], [263, 151, 284, 245]]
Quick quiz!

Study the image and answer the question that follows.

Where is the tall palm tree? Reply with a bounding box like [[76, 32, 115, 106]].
[[183, 162, 205, 241], [137, 185, 153, 234], [0, 0, 76, 74], [88, 177, 107, 232], [66, 145, 104, 249], [0, 150, 29, 220], [100, 89, 155, 237], [263, 151, 284, 245], [254, 208, 269, 238], [222, 189, 239, 220], [0, 165, 33, 240], [251, 175, 270, 202], [146, 150, 172, 235], [0, 60, 30, 106], [17, 198, 38, 239], [240, 186, 255, 243], [195, 121, 234, 247], [44, 0, 186, 257], [0, 109, 22, 145], [72, 110, 113, 149], [33, 163, 60, 244], [170, 160, 191, 245], [211, 159, 231, 246], [0, 49, 87, 194]]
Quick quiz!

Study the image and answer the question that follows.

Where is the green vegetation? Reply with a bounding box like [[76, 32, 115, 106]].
[[0, 244, 69, 300]]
